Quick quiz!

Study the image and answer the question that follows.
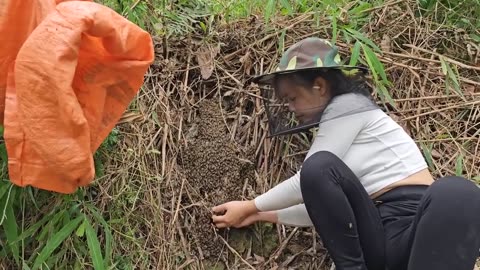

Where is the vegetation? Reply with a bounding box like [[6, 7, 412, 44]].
[[1, 0, 479, 269]]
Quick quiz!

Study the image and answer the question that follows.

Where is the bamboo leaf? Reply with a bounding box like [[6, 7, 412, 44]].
[[344, 28, 381, 52], [85, 218, 105, 270], [362, 45, 378, 80], [32, 216, 83, 270], [439, 56, 448, 75], [349, 41, 361, 66], [377, 84, 396, 108], [362, 44, 389, 83], [421, 143, 434, 170], [446, 64, 463, 97]]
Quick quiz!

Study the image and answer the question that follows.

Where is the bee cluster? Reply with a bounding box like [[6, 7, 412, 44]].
[[180, 99, 255, 259]]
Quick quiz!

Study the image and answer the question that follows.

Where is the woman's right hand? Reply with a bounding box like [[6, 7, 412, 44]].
[[212, 200, 258, 228]]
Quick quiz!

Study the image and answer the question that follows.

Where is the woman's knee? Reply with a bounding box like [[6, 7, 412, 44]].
[[427, 176, 480, 207], [300, 151, 342, 189]]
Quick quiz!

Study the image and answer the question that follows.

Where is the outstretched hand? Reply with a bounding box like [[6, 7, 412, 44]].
[[212, 200, 258, 228]]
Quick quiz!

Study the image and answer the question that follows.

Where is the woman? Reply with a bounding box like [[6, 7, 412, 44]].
[[211, 37, 480, 270]]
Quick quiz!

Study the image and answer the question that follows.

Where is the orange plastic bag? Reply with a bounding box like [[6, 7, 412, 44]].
[[0, 0, 154, 193]]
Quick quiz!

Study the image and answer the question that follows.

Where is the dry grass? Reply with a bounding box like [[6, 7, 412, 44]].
[[94, 1, 480, 269]]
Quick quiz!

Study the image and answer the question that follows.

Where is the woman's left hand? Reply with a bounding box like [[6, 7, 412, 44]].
[[212, 200, 258, 228]]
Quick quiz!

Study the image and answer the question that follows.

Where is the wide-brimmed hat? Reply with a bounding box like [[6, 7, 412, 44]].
[[252, 37, 368, 85]]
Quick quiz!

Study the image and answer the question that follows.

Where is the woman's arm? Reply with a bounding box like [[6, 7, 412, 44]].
[[248, 204, 312, 227], [254, 110, 370, 212]]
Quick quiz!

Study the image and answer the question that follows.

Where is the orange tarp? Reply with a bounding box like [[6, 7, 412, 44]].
[[0, 0, 154, 193]]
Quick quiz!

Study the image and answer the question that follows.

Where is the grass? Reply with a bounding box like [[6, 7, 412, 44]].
[[1, 0, 479, 269]]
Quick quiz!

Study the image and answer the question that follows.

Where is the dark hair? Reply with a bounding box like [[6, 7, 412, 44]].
[[273, 68, 373, 99]]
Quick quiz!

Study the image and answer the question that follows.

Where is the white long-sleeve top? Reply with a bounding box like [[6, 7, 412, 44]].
[[254, 93, 428, 227]]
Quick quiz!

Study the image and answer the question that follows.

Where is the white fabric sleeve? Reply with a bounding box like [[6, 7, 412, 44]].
[[277, 204, 313, 227], [254, 112, 368, 212]]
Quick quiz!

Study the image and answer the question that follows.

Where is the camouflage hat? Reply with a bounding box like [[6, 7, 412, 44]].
[[252, 37, 368, 85]]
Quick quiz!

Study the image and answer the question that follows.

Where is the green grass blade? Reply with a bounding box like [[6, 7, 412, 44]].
[[85, 217, 105, 270], [455, 153, 463, 176], [2, 186, 19, 264], [76, 219, 87, 237], [37, 209, 67, 242], [279, 29, 286, 54], [32, 216, 83, 270], [23, 262, 32, 270], [352, 2, 373, 14], [264, 0, 276, 24], [12, 211, 52, 244], [0, 142, 7, 166], [0, 181, 11, 200], [88, 207, 112, 266], [279, 0, 293, 15]]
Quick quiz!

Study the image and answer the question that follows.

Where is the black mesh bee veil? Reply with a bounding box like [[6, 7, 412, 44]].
[[260, 84, 380, 137]]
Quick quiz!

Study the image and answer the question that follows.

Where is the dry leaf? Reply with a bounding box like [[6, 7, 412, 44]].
[[196, 44, 220, 79], [431, 149, 442, 159], [119, 112, 144, 124], [464, 84, 476, 95], [240, 51, 253, 75], [254, 253, 265, 263], [381, 34, 391, 52]]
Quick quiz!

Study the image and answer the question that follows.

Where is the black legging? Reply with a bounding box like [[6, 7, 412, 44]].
[[300, 151, 480, 270]]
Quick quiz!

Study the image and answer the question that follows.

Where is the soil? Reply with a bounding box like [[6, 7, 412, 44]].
[[180, 99, 256, 259]]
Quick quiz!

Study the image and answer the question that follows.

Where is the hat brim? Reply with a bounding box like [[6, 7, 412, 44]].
[[251, 65, 369, 85]]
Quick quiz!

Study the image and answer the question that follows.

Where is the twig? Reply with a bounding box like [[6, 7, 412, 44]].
[[403, 44, 480, 71], [170, 178, 186, 226], [122, 0, 142, 16], [217, 235, 256, 270], [175, 221, 192, 262], [393, 93, 480, 102], [161, 123, 169, 177], [360, 0, 404, 13], [264, 227, 299, 266], [415, 137, 479, 143], [402, 100, 480, 121], [178, 259, 195, 270]]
